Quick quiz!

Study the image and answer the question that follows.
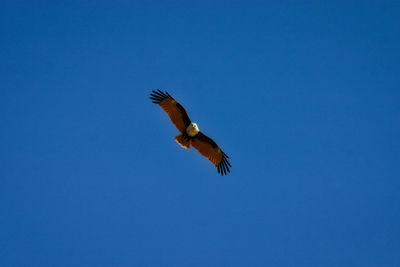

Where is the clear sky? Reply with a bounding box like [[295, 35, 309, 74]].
[[1, 1, 399, 266]]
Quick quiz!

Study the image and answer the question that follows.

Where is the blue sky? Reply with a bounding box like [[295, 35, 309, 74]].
[[1, 1, 399, 266]]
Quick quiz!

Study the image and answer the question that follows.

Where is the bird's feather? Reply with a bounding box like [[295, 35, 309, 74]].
[[192, 132, 231, 175], [150, 89, 191, 132]]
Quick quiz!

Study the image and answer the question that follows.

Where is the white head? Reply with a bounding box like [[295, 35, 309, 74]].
[[187, 122, 200, 136]]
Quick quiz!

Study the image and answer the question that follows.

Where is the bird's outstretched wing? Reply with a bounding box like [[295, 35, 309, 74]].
[[192, 132, 231, 175], [150, 90, 191, 132]]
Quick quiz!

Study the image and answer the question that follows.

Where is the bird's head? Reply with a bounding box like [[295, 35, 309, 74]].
[[187, 122, 200, 136], [191, 122, 199, 131]]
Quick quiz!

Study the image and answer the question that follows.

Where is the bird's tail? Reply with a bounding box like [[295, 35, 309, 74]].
[[175, 134, 191, 149]]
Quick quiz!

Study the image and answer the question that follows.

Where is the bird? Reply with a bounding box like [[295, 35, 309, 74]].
[[149, 89, 231, 175]]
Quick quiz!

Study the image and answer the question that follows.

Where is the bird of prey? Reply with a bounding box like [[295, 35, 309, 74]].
[[150, 90, 231, 175]]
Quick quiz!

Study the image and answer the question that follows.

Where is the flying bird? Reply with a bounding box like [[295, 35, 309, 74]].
[[149, 90, 231, 175]]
